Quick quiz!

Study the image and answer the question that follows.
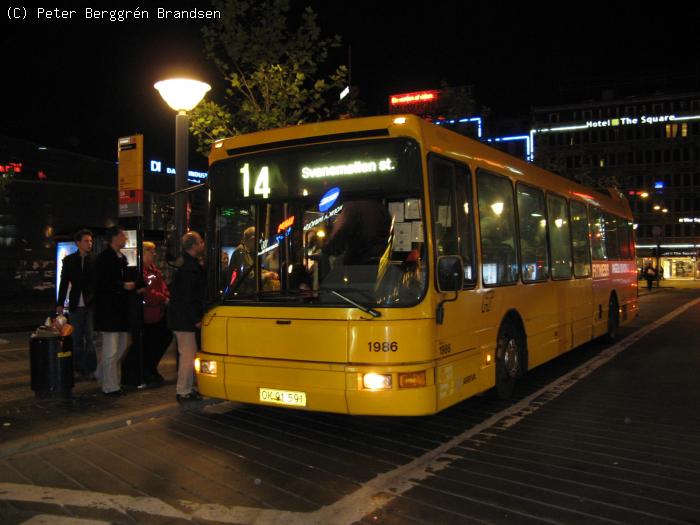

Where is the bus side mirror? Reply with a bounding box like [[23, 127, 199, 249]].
[[436, 256, 464, 325], [437, 256, 464, 292]]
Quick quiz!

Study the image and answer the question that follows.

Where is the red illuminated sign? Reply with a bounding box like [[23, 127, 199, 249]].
[[0, 162, 23, 174], [389, 90, 439, 107]]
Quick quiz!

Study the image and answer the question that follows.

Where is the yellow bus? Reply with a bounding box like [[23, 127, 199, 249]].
[[196, 115, 638, 415]]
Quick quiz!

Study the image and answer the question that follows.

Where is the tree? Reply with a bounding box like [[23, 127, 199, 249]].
[[190, 0, 356, 155]]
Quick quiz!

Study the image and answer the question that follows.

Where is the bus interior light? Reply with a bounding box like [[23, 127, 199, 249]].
[[398, 371, 426, 388], [393, 117, 408, 125], [363, 373, 392, 390]]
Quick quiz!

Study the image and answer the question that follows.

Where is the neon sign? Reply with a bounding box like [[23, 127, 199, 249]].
[[0, 162, 23, 174], [149, 159, 207, 183], [585, 114, 676, 129], [389, 90, 438, 106]]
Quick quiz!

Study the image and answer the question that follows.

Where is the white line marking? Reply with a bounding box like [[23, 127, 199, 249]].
[[1, 297, 698, 525], [0, 483, 189, 520], [21, 515, 110, 525]]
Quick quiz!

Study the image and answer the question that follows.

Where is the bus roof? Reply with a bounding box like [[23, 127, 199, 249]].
[[209, 115, 632, 219]]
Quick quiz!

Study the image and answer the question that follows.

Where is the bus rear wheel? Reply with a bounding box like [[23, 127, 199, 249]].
[[495, 321, 524, 399]]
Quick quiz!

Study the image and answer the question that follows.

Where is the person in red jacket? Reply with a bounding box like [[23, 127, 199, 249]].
[[140, 242, 173, 387]]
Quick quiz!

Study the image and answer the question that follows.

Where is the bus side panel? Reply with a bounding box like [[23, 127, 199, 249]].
[[433, 289, 496, 406], [615, 261, 639, 325], [513, 284, 561, 370], [570, 277, 594, 348], [436, 351, 487, 411], [592, 262, 610, 338]]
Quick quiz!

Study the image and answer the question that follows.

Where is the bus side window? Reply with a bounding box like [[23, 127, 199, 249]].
[[429, 159, 459, 257], [570, 200, 592, 277], [590, 207, 607, 260], [455, 165, 476, 285], [617, 216, 631, 259], [604, 213, 620, 260], [477, 170, 518, 285], [516, 183, 549, 282], [429, 158, 476, 287], [547, 194, 573, 279]]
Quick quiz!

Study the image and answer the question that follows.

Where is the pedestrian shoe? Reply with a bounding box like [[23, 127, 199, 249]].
[[176, 391, 203, 403], [103, 388, 127, 397]]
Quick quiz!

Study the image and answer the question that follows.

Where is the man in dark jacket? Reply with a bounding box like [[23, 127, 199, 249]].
[[56, 229, 96, 377], [94, 227, 136, 396], [168, 231, 206, 402]]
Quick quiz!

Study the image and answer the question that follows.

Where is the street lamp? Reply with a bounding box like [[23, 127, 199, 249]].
[[154, 78, 211, 255]]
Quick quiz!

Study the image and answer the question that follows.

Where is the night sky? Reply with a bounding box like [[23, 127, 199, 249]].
[[3, 1, 699, 165]]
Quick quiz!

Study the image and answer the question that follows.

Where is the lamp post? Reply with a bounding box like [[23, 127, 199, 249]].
[[154, 78, 210, 255]]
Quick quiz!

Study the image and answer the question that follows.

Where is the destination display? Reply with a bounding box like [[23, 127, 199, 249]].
[[208, 138, 421, 204]]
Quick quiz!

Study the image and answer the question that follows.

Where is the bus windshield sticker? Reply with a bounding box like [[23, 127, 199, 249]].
[[319, 187, 341, 212]]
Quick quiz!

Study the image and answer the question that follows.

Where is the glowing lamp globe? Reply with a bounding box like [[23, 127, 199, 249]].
[[154, 78, 211, 112]]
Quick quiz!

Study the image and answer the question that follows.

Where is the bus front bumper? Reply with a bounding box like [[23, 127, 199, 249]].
[[195, 352, 438, 416]]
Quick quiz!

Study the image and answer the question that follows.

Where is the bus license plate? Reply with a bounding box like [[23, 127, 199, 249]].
[[259, 388, 307, 407]]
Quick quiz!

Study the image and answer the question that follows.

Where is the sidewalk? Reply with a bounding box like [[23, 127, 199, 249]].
[[0, 339, 212, 458], [636, 277, 700, 296]]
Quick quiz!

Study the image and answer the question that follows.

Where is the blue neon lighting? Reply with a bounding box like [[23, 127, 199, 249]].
[[433, 116, 483, 138], [654, 182, 664, 189], [319, 187, 341, 212]]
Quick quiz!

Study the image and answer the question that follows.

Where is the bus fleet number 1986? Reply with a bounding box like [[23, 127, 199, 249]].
[[368, 341, 398, 352]]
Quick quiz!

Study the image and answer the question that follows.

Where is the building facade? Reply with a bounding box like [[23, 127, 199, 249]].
[[0, 136, 201, 322], [531, 92, 700, 280]]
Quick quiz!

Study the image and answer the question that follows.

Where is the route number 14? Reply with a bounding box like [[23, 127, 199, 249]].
[[240, 163, 271, 199]]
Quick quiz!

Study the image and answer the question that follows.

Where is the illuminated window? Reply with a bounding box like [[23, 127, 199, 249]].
[[547, 195, 572, 279], [517, 184, 548, 282], [429, 158, 476, 286], [477, 170, 518, 285], [590, 207, 607, 261], [682, 123, 689, 137], [603, 213, 620, 260]]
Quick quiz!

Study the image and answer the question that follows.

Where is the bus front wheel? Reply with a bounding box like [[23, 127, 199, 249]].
[[495, 321, 524, 399]]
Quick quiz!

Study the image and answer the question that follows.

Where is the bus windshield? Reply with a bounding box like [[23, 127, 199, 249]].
[[210, 138, 427, 308]]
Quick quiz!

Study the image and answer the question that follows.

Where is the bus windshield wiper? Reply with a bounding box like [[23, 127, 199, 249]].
[[330, 290, 381, 318]]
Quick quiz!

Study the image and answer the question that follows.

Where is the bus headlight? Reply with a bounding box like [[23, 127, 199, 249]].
[[363, 373, 392, 390], [398, 371, 426, 388], [195, 358, 218, 377]]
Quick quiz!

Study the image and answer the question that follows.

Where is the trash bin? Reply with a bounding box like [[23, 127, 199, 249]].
[[29, 333, 74, 399]]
